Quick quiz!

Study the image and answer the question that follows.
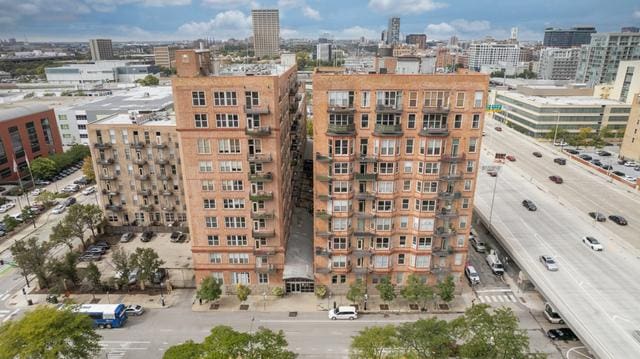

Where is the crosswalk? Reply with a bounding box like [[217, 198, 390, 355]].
[[0, 292, 11, 301], [100, 341, 152, 359], [477, 293, 518, 303], [0, 309, 20, 322]]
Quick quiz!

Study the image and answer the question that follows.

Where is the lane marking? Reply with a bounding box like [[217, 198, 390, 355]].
[[2, 309, 19, 322]]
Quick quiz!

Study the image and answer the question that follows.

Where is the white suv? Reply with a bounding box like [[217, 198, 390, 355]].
[[582, 236, 603, 251], [328, 306, 358, 320]]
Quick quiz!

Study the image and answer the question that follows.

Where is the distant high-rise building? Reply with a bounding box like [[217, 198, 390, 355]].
[[406, 34, 427, 49], [543, 27, 596, 48], [449, 36, 459, 47], [575, 32, 640, 85], [511, 27, 519, 41], [538, 47, 581, 80], [154, 46, 177, 69], [622, 27, 640, 33], [316, 43, 332, 62], [89, 39, 114, 60], [386, 17, 400, 45], [251, 9, 280, 58], [381, 30, 387, 43], [467, 42, 520, 71]]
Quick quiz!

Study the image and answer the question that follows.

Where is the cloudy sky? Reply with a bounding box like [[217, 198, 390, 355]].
[[1, 0, 639, 42]]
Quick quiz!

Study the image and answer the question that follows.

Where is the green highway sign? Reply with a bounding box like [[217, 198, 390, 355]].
[[486, 104, 503, 111]]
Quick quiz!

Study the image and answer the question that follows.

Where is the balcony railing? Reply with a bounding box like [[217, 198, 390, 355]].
[[431, 266, 451, 275], [254, 246, 277, 255], [315, 153, 332, 162], [101, 189, 119, 196], [438, 191, 462, 200], [358, 155, 378, 163], [353, 267, 371, 274], [244, 105, 270, 115], [94, 142, 112, 149], [436, 209, 459, 219], [252, 229, 275, 238], [374, 124, 403, 136], [353, 249, 373, 258], [419, 127, 449, 136], [316, 211, 331, 220], [327, 104, 355, 113], [315, 247, 331, 257], [316, 231, 333, 237], [140, 204, 154, 212], [326, 123, 355, 136], [155, 143, 168, 149], [317, 194, 332, 201], [155, 158, 169, 165], [251, 211, 275, 219], [157, 174, 171, 181], [98, 158, 114, 165], [354, 173, 377, 181], [355, 212, 375, 219], [137, 189, 151, 196], [161, 190, 173, 196], [130, 142, 145, 149], [250, 192, 274, 201], [133, 159, 147, 165], [161, 205, 175, 211], [355, 192, 376, 200], [441, 154, 465, 163], [248, 172, 273, 182], [245, 126, 272, 136], [436, 227, 457, 237], [105, 204, 123, 212], [255, 263, 277, 273], [422, 105, 450, 114], [432, 246, 453, 257], [136, 174, 150, 181], [439, 172, 463, 181], [376, 103, 403, 114], [248, 153, 273, 163], [100, 174, 116, 181]]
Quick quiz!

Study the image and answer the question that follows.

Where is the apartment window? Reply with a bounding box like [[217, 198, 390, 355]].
[[424, 91, 449, 107], [332, 218, 349, 231], [379, 162, 394, 174], [216, 114, 239, 128], [398, 253, 406, 265], [25, 122, 40, 152], [205, 217, 218, 228], [203, 199, 216, 209], [231, 272, 250, 284], [456, 92, 465, 107], [218, 139, 241, 154], [376, 218, 392, 231], [258, 273, 268, 284], [415, 255, 429, 268], [219, 161, 242, 172], [464, 180, 472, 191], [227, 235, 248, 246], [194, 114, 208, 128], [229, 253, 249, 264], [201, 180, 215, 191], [223, 199, 245, 209], [416, 199, 436, 212], [360, 139, 368, 155], [405, 138, 414, 154], [403, 180, 411, 191], [214, 91, 237, 106], [199, 161, 213, 172], [332, 275, 347, 284], [376, 200, 392, 212], [333, 162, 350, 174], [333, 200, 349, 212], [375, 237, 390, 249], [454, 114, 462, 129], [459, 216, 468, 229], [334, 139, 351, 155], [407, 114, 416, 129], [380, 139, 396, 156], [222, 180, 243, 191], [466, 160, 475, 173], [424, 162, 440, 174], [332, 255, 347, 268], [401, 199, 409, 210], [400, 216, 408, 229], [245, 91, 259, 107], [462, 198, 470, 209], [417, 237, 432, 249], [225, 217, 246, 228], [468, 138, 478, 153], [474, 91, 483, 108], [209, 253, 222, 264], [207, 235, 219, 246], [332, 237, 348, 250], [332, 181, 350, 193], [329, 91, 354, 107], [377, 181, 394, 193], [8, 127, 23, 158], [471, 114, 480, 129], [361, 91, 370, 107], [192, 91, 205, 106], [426, 139, 442, 155], [374, 255, 389, 268], [409, 91, 418, 107], [197, 139, 211, 154], [60, 124, 70, 130], [361, 114, 369, 128]]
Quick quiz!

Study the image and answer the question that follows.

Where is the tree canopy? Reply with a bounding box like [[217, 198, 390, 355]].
[[197, 277, 222, 302], [30, 157, 57, 180]]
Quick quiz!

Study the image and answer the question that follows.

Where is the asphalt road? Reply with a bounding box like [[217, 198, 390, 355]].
[[476, 118, 640, 359]]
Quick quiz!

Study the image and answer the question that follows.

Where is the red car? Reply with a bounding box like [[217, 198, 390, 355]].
[[506, 155, 516, 162], [487, 170, 498, 177], [549, 175, 563, 184], [495, 126, 503, 132]]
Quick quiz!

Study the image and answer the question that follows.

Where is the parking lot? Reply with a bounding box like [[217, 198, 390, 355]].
[[561, 145, 639, 183]]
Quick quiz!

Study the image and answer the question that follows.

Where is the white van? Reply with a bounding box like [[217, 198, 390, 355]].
[[328, 306, 358, 320], [543, 302, 564, 324], [465, 265, 480, 286], [485, 251, 504, 275]]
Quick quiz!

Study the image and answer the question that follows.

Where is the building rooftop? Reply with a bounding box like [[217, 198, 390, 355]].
[[217, 63, 291, 76], [502, 91, 629, 107], [94, 111, 175, 126], [75, 86, 173, 114], [0, 103, 51, 122]]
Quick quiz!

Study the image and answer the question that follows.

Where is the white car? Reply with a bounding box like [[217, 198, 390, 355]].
[[124, 304, 145, 316], [624, 175, 637, 183], [30, 188, 44, 196], [0, 202, 15, 213], [328, 306, 358, 320], [624, 161, 638, 167], [81, 186, 96, 195], [539, 255, 559, 271], [62, 184, 80, 193], [582, 236, 603, 251], [52, 204, 66, 214]]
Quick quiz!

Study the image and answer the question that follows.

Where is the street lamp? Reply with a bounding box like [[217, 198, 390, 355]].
[[552, 111, 561, 146], [484, 165, 502, 229]]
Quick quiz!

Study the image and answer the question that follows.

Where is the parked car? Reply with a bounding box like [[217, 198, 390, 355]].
[[487, 169, 498, 177], [553, 140, 568, 146], [543, 302, 564, 324], [0, 202, 15, 213], [34, 179, 51, 186], [125, 304, 145, 316], [115, 268, 139, 285], [30, 188, 44, 196], [600, 164, 613, 170], [93, 240, 111, 250], [79, 253, 101, 262], [547, 328, 578, 341], [591, 159, 602, 166], [81, 186, 96, 195], [465, 265, 481, 286], [30, 204, 45, 213], [63, 197, 77, 207], [470, 237, 486, 253], [553, 158, 566, 165], [617, 159, 627, 165], [52, 204, 66, 214], [532, 151, 542, 158], [578, 154, 592, 161], [624, 175, 637, 183], [539, 255, 559, 271], [597, 150, 611, 156], [549, 175, 563, 184], [522, 200, 537, 211], [495, 126, 502, 132], [74, 177, 89, 185], [582, 236, 603, 251], [635, 166, 640, 172], [328, 306, 358, 320], [565, 149, 579, 155], [624, 161, 638, 167], [140, 231, 154, 242], [588, 212, 607, 222], [86, 246, 106, 255], [506, 155, 516, 161], [120, 232, 134, 243], [170, 231, 185, 243], [62, 184, 80, 193], [608, 215, 628, 225], [612, 170, 626, 177]]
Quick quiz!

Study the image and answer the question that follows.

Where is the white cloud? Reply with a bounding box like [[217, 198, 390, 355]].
[[0, 0, 91, 24], [426, 18, 491, 38], [280, 28, 300, 38], [333, 26, 379, 40], [450, 19, 490, 32], [277, 0, 321, 21], [178, 10, 252, 39], [277, 0, 300, 7], [302, 5, 321, 20], [202, 0, 255, 8], [634, 10, 640, 19], [368, 0, 446, 14], [143, 0, 190, 6], [426, 22, 455, 35]]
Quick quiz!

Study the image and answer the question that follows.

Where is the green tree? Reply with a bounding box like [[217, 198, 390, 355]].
[[30, 157, 57, 180], [0, 306, 100, 359], [576, 127, 593, 148], [63, 204, 103, 250], [346, 278, 366, 306], [35, 190, 58, 207], [50, 221, 74, 250], [11, 237, 51, 289], [296, 51, 311, 69], [49, 252, 80, 290], [3, 215, 19, 232], [306, 119, 313, 137], [84, 262, 102, 290], [436, 275, 456, 305], [202, 325, 251, 358], [130, 247, 164, 290], [237, 284, 251, 302], [80, 204, 104, 239], [197, 277, 222, 302], [163, 340, 204, 359], [350, 325, 398, 359], [400, 274, 434, 311], [82, 156, 95, 182], [396, 318, 454, 359], [112, 247, 132, 289], [375, 276, 396, 306], [544, 128, 570, 142], [136, 74, 160, 86], [247, 327, 297, 359]]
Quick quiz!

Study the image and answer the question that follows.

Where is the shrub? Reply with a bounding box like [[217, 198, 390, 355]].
[[315, 284, 327, 299], [271, 287, 284, 297]]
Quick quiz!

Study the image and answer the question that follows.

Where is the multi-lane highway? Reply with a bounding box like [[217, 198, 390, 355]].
[[475, 117, 640, 358]]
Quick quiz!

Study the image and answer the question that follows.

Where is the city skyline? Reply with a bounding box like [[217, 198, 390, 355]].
[[1, 0, 639, 42]]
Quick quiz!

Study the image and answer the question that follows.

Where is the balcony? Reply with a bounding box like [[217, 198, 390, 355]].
[[251, 211, 274, 219], [355, 192, 376, 200], [436, 227, 457, 238], [130, 142, 145, 149], [157, 174, 172, 181], [422, 105, 450, 114], [374, 124, 403, 136], [375, 103, 403, 114], [316, 210, 331, 220], [133, 159, 147, 165], [255, 263, 277, 273], [140, 204, 154, 212], [105, 204, 123, 212], [353, 267, 371, 274], [436, 209, 459, 219], [155, 158, 169, 165], [432, 246, 453, 257], [317, 194, 332, 201], [250, 192, 274, 201], [254, 246, 277, 255], [315, 247, 331, 257], [439, 172, 463, 181], [244, 105, 270, 115], [419, 127, 449, 137], [161, 205, 175, 211], [316, 266, 331, 274], [315, 153, 332, 162], [316, 174, 332, 182], [137, 189, 151, 196], [356, 212, 375, 219], [354, 173, 377, 181], [332, 264, 352, 273], [353, 230, 374, 237], [98, 158, 114, 165], [316, 231, 333, 238], [136, 174, 150, 181], [441, 154, 465, 163], [327, 104, 355, 113], [94, 142, 111, 149], [253, 229, 276, 238], [248, 153, 273, 163], [161, 190, 173, 196], [438, 191, 462, 200], [155, 143, 168, 149], [248, 172, 273, 182], [353, 249, 373, 258], [326, 123, 355, 136], [100, 174, 116, 181], [101, 189, 119, 196], [245, 126, 272, 136], [431, 266, 451, 275]]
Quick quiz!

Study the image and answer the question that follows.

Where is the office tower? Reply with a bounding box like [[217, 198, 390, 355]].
[[538, 47, 581, 80], [406, 34, 427, 50], [316, 43, 332, 62], [251, 9, 280, 58], [154, 46, 177, 68], [622, 27, 640, 33], [89, 39, 114, 60], [449, 36, 459, 47], [575, 32, 640, 85], [467, 42, 520, 71], [312, 68, 488, 292], [387, 17, 400, 45], [172, 49, 306, 290], [510, 27, 518, 41], [543, 27, 596, 48], [620, 93, 640, 160]]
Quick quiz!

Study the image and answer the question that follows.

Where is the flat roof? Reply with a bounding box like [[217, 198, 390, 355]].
[[75, 86, 173, 113], [94, 112, 175, 126], [500, 91, 628, 107], [217, 63, 291, 76], [0, 103, 51, 122]]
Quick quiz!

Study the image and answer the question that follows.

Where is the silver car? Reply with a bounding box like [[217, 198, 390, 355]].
[[539, 255, 558, 271]]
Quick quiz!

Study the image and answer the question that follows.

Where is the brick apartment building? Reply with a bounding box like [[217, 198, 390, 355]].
[[312, 68, 488, 293], [172, 49, 306, 292], [0, 104, 63, 183], [88, 112, 187, 227]]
